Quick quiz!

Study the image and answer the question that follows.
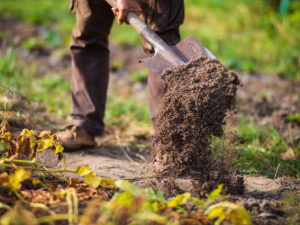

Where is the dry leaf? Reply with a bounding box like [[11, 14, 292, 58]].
[[0, 120, 10, 135], [68, 177, 77, 187]]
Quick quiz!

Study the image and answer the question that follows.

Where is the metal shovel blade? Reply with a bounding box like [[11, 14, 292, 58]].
[[140, 36, 216, 76]]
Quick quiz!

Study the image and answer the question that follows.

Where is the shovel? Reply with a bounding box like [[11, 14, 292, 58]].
[[106, 0, 216, 75]]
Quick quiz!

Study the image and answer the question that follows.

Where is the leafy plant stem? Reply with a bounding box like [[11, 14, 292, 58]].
[[0, 161, 77, 173], [37, 214, 76, 224], [0, 202, 11, 210], [7, 158, 36, 165]]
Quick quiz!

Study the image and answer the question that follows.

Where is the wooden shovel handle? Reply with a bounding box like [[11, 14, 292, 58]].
[[105, 0, 147, 34]]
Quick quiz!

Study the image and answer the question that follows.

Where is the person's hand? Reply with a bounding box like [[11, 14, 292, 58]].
[[111, 0, 142, 25]]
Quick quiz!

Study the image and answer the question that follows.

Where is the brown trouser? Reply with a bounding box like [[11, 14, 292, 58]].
[[69, 0, 184, 136]]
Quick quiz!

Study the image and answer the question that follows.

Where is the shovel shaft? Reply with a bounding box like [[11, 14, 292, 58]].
[[105, 0, 185, 66]]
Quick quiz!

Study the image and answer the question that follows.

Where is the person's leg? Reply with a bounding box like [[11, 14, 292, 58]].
[[57, 0, 114, 149], [70, 0, 114, 136], [141, 29, 182, 127], [139, 0, 184, 127]]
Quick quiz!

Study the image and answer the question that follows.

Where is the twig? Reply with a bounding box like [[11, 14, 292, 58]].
[[126, 146, 132, 153], [195, 89, 201, 111], [274, 163, 280, 179], [134, 153, 147, 162], [120, 146, 139, 165], [126, 146, 146, 161]]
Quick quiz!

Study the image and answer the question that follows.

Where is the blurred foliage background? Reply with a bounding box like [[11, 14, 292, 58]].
[[0, 0, 299, 78]]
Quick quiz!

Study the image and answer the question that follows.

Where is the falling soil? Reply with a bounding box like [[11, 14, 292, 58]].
[[153, 56, 244, 195]]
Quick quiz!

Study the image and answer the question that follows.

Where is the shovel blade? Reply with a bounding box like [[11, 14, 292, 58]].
[[140, 36, 216, 76]]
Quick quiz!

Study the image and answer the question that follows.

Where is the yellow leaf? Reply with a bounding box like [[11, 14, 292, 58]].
[[20, 129, 34, 137], [205, 201, 252, 225], [37, 130, 52, 139], [0, 172, 8, 184], [77, 165, 92, 176], [68, 177, 77, 187], [3, 132, 11, 141], [207, 184, 224, 200], [167, 193, 191, 208], [206, 207, 224, 219], [32, 179, 41, 186], [9, 168, 31, 190], [0, 132, 12, 142], [151, 201, 159, 213], [100, 178, 116, 188], [0, 120, 10, 134], [53, 144, 64, 155], [227, 207, 252, 225], [37, 139, 53, 152], [116, 180, 141, 195], [84, 173, 101, 189]]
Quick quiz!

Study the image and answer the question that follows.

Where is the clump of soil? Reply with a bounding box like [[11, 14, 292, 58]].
[[153, 56, 243, 195]]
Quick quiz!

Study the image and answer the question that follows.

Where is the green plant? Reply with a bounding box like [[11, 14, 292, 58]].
[[105, 94, 150, 127], [22, 38, 43, 50], [79, 182, 252, 225], [0, 47, 32, 94], [260, 91, 274, 100], [42, 30, 63, 47], [130, 69, 148, 84], [0, 46, 71, 118], [287, 113, 300, 124], [236, 117, 300, 178], [111, 60, 124, 72], [0, 29, 5, 40]]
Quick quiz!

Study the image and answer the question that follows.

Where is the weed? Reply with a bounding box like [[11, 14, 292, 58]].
[[287, 113, 300, 124], [111, 60, 124, 72], [0, 29, 5, 40], [0, 46, 30, 94], [22, 38, 42, 51], [236, 117, 300, 178], [130, 69, 148, 84], [260, 91, 274, 100], [283, 193, 300, 225], [105, 93, 150, 127]]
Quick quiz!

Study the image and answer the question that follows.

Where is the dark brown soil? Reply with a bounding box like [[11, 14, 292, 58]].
[[152, 57, 244, 195]]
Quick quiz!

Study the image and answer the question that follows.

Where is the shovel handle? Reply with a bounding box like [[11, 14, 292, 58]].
[[105, 0, 147, 33]]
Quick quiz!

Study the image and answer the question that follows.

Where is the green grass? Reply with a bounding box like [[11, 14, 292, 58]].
[[0, 47, 71, 117], [1, 0, 300, 78], [0, 46, 150, 126], [105, 94, 150, 127], [236, 117, 300, 178]]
